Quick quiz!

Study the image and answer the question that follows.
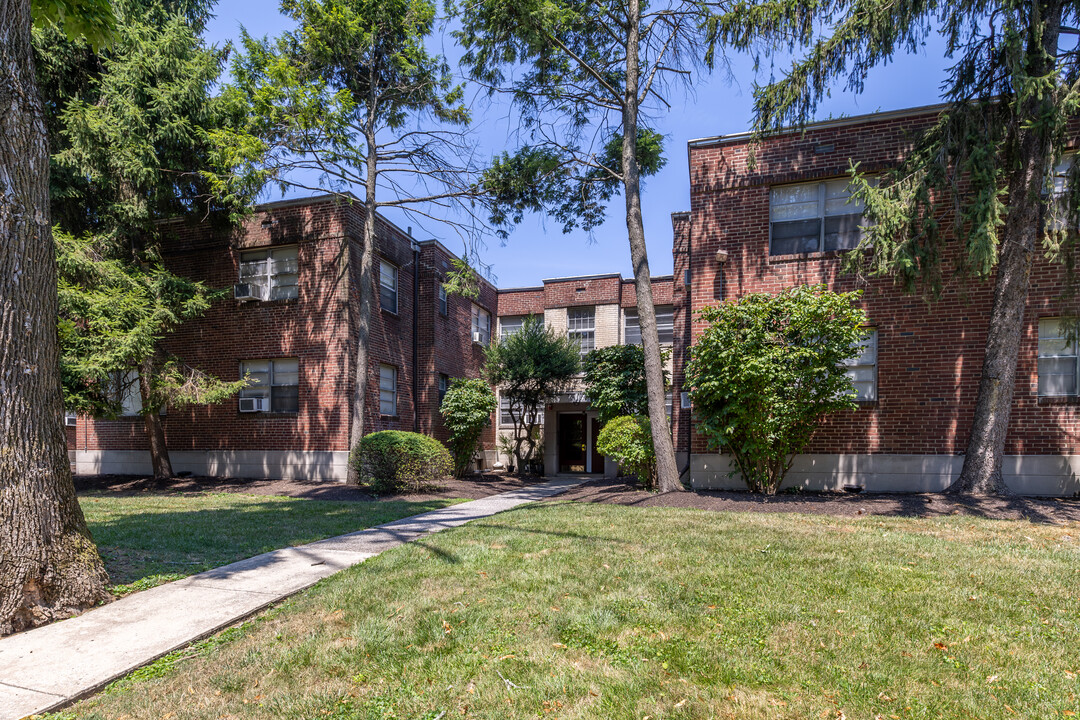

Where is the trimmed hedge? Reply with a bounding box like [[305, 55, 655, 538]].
[[351, 431, 454, 494]]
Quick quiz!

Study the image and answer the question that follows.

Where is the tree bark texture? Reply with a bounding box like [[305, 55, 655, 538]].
[[346, 128, 379, 485], [949, 2, 1062, 495], [139, 359, 174, 480], [0, 0, 109, 634], [621, 0, 682, 493]]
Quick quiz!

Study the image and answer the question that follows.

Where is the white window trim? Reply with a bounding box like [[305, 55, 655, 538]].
[[769, 178, 869, 256], [624, 305, 674, 346], [472, 305, 492, 345], [567, 307, 595, 358], [380, 259, 399, 314], [843, 330, 878, 402], [1038, 317, 1079, 397], [239, 246, 299, 301], [379, 364, 398, 416]]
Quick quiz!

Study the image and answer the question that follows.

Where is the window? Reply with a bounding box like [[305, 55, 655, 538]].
[[106, 369, 142, 416], [680, 391, 691, 409], [1038, 318, 1079, 396], [239, 246, 299, 300], [568, 307, 595, 358], [500, 315, 526, 341], [380, 259, 398, 313], [438, 374, 450, 404], [684, 268, 691, 285], [500, 396, 540, 426], [472, 305, 491, 345], [1050, 154, 1075, 230], [438, 284, 448, 315], [379, 364, 397, 415], [240, 358, 300, 413], [843, 330, 878, 402], [624, 305, 674, 345], [770, 179, 868, 255]]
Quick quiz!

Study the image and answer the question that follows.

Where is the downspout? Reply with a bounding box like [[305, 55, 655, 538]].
[[678, 213, 693, 483], [411, 230, 420, 433]]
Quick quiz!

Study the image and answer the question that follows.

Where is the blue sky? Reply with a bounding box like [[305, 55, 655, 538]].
[[205, 2, 952, 289]]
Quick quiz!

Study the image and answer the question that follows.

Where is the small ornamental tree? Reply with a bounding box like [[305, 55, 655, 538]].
[[685, 285, 869, 495], [582, 344, 669, 425], [440, 378, 497, 477], [485, 315, 580, 474], [596, 415, 657, 488]]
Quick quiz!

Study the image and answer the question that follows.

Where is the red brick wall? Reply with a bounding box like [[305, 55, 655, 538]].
[[543, 274, 621, 307], [496, 288, 544, 316], [680, 109, 1080, 457]]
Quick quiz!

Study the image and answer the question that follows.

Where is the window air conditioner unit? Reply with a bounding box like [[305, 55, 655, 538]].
[[238, 397, 266, 413], [234, 283, 259, 302], [472, 331, 485, 343], [64, 414, 77, 427]]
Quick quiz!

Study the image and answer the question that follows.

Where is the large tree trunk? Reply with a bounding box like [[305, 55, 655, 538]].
[[0, 0, 109, 634], [621, 0, 682, 493], [347, 127, 379, 485], [139, 359, 173, 480], [948, 2, 1062, 496]]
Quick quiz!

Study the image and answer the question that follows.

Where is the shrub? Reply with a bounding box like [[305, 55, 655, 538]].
[[350, 431, 453, 494], [582, 344, 669, 424], [596, 415, 656, 488], [440, 378, 497, 477], [684, 284, 869, 495]]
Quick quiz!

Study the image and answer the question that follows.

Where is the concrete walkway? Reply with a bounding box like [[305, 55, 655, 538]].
[[0, 477, 584, 720]]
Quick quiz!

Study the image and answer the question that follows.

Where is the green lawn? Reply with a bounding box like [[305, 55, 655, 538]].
[[79, 492, 462, 595], [55, 503, 1080, 719]]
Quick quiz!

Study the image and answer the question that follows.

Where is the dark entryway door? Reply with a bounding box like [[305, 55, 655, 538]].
[[558, 413, 586, 473]]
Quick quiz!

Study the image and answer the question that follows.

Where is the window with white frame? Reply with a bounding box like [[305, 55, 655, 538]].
[[624, 305, 674, 345], [240, 358, 299, 413], [239, 246, 299, 300], [1038, 318, 1079, 396], [472, 305, 491, 345], [499, 396, 540, 426], [770, 179, 868, 255], [438, 284, 448, 315], [1050, 154, 1076, 231], [379, 364, 398, 415], [499, 315, 526, 341], [843, 330, 878, 401], [380, 259, 398, 313], [438, 374, 450, 404], [568, 307, 595, 358], [106, 369, 142, 416]]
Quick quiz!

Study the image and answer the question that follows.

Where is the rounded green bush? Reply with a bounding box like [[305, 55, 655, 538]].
[[351, 431, 454, 494], [595, 415, 656, 488]]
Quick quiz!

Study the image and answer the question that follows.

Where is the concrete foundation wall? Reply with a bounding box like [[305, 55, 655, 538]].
[[76, 450, 351, 482], [689, 453, 1080, 496]]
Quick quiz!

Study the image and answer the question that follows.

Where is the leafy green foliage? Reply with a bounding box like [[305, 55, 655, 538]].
[[351, 431, 454, 494], [440, 378, 497, 477], [482, 128, 667, 237], [31, 0, 115, 50], [685, 285, 869, 495], [595, 415, 657, 488], [56, 232, 246, 416], [484, 316, 579, 472], [582, 344, 669, 425]]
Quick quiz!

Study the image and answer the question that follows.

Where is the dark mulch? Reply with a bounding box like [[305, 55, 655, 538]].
[[73, 472, 549, 502], [548, 476, 1080, 525]]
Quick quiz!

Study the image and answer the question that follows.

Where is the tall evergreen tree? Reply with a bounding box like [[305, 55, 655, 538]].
[[1, 0, 114, 635], [41, 0, 257, 478], [456, 0, 724, 492], [216, 0, 484, 483], [715, 0, 1080, 494]]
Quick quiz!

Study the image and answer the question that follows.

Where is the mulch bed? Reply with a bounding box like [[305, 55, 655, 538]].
[[73, 472, 549, 502], [74, 473, 1080, 524], [548, 476, 1080, 525]]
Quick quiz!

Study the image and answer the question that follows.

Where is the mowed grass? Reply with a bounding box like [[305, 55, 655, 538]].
[[54, 502, 1080, 719], [79, 492, 462, 595]]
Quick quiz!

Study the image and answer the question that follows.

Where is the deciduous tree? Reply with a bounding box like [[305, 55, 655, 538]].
[[485, 316, 580, 474], [456, 0, 725, 492], [440, 377, 497, 477], [582, 344, 669, 426], [1, 0, 113, 635]]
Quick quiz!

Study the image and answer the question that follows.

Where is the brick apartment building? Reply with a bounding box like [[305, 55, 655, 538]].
[[68, 194, 497, 481], [671, 103, 1080, 495], [495, 274, 674, 475], [69, 103, 1080, 495]]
